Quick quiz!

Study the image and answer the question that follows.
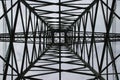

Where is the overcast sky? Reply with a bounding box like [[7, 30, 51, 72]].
[[0, 0, 120, 80]]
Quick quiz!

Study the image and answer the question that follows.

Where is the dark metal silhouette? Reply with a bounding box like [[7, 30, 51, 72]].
[[0, 0, 120, 80]]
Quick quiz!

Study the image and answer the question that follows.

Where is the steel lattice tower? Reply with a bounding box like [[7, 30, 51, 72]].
[[0, 0, 120, 80]]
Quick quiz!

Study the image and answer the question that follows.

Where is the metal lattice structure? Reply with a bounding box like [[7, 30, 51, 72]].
[[0, 0, 120, 80]]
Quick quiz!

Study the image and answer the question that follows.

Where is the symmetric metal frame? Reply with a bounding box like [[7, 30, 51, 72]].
[[0, 0, 120, 80]]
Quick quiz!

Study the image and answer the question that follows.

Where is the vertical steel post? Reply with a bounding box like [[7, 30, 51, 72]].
[[59, 0, 61, 80]]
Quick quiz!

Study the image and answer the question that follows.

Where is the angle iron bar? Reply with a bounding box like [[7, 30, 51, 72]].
[[34, 8, 81, 16], [0, 55, 19, 74], [100, 0, 120, 20], [27, 0, 86, 9], [99, 0, 117, 74], [23, 77, 43, 80], [107, 39, 119, 80], [67, 45, 105, 80], [61, 0, 82, 4], [24, 71, 58, 77], [21, 0, 50, 28], [0, 1, 18, 19], [101, 51, 120, 73], [68, 0, 99, 29], [15, 46, 52, 80], [1, 0, 12, 34]]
